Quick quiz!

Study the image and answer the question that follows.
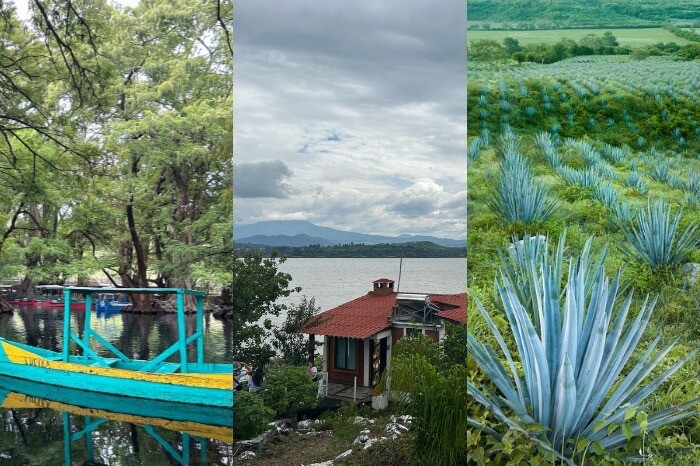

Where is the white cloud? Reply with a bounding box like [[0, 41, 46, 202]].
[[233, 1, 466, 239]]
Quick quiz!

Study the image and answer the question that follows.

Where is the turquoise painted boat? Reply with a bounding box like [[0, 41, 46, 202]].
[[0, 375, 233, 434], [0, 376, 233, 464], [0, 287, 233, 408]]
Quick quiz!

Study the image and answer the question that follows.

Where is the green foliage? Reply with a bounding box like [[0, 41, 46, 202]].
[[231, 251, 299, 365], [468, 39, 509, 62], [272, 296, 322, 366], [233, 390, 275, 440], [442, 322, 468, 365], [262, 366, 319, 416], [383, 355, 468, 465], [391, 333, 443, 368]]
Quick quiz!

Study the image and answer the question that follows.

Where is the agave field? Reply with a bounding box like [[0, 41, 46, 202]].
[[467, 55, 700, 464]]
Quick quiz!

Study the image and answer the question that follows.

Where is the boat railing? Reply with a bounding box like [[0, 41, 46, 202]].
[[64, 287, 207, 374]]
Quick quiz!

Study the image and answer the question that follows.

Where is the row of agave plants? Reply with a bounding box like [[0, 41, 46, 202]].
[[470, 125, 700, 211], [467, 231, 699, 463], [480, 130, 700, 272], [470, 61, 700, 150]]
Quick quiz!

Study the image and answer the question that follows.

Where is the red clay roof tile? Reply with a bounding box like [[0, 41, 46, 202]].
[[301, 291, 466, 339]]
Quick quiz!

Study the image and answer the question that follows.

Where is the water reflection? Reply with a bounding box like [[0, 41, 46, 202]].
[[0, 307, 233, 464]]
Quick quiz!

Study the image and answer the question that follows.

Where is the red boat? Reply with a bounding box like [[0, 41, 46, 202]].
[[1, 285, 87, 310]]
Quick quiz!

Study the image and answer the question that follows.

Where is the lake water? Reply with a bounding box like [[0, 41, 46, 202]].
[[275, 258, 466, 322], [0, 307, 233, 465]]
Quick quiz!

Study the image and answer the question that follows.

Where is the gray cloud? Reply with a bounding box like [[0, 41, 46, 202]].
[[233, 161, 293, 198], [233, 1, 465, 239]]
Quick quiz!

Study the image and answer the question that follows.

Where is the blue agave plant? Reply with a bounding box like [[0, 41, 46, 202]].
[[468, 136, 484, 161], [487, 148, 557, 225], [618, 198, 700, 272], [468, 234, 699, 461]]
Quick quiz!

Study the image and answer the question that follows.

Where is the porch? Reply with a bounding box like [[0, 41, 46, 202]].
[[318, 373, 374, 404]]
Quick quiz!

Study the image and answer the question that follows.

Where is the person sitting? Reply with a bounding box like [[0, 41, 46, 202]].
[[234, 361, 252, 390], [307, 360, 319, 382], [248, 367, 265, 394]]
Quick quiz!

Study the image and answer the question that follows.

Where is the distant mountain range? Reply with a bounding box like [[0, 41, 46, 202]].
[[234, 220, 465, 248]]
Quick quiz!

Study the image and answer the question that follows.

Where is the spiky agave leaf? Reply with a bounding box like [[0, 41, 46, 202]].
[[467, 235, 699, 459]]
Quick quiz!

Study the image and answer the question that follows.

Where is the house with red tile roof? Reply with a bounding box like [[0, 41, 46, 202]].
[[301, 278, 466, 390]]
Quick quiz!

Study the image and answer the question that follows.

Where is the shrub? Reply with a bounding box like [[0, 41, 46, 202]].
[[262, 365, 319, 416], [383, 355, 468, 465], [234, 390, 275, 440], [392, 333, 443, 368]]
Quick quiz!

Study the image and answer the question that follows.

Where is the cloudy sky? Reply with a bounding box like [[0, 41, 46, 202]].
[[234, 1, 466, 239]]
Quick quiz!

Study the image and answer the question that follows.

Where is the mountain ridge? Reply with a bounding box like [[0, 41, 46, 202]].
[[234, 220, 465, 248]]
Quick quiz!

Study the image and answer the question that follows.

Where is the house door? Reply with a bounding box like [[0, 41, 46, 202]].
[[370, 337, 388, 387]]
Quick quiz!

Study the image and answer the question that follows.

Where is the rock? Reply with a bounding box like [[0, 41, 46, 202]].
[[368, 419, 376, 424], [353, 416, 367, 424], [307, 461, 334, 466], [682, 263, 700, 286], [371, 393, 388, 410], [297, 420, 313, 431], [363, 438, 381, 450], [335, 449, 353, 459], [269, 418, 294, 434], [398, 415, 413, 424], [359, 429, 370, 435], [507, 235, 547, 259], [353, 434, 369, 444], [237, 451, 256, 460], [385, 422, 409, 438]]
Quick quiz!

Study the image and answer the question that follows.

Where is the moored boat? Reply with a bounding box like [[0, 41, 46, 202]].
[[0, 287, 233, 408], [95, 292, 133, 312]]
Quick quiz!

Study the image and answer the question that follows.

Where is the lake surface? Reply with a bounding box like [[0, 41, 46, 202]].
[[0, 307, 233, 465], [275, 258, 466, 322]]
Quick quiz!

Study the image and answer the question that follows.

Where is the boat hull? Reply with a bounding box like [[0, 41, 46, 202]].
[[0, 340, 233, 408], [0, 375, 233, 438]]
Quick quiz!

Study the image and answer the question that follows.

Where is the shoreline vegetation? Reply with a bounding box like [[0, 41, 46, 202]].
[[234, 241, 466, 258]]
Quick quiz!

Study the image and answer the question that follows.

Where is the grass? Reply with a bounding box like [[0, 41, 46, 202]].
[[467, 28, 693, 47]]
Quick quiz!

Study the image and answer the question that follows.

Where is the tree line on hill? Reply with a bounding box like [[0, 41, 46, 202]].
[[469, 32, 700, 64], [234, 241, 466, 258], [468, 0, 700, 29]]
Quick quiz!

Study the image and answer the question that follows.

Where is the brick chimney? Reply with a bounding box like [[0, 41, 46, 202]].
[[372, 278, 395, 295]]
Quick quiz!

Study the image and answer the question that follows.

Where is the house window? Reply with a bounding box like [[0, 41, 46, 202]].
[[406, 328, 422, 336], [335, 337, 357, 370]]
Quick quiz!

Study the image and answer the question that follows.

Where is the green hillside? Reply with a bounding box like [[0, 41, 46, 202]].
[[468, 0, 700, 28]]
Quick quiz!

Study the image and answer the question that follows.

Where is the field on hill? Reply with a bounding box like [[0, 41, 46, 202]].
[[467, 28, 692, 47], [468, 0, 699, 27], [467, 55, 700, 464]]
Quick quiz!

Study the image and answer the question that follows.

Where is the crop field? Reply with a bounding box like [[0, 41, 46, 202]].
[[467, 55, 700, 464], [467, 28, 692, 47]]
